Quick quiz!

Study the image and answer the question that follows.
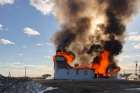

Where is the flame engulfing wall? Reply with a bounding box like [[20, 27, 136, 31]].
[[52, 0, 139, 77]]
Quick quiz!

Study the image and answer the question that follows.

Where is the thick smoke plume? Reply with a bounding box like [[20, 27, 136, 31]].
[[52, 0, 139, 66]]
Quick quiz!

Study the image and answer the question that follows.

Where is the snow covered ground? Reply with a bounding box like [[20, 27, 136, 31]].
[[0, 76, 59, 93], [1, 75, 140, 93], [38, 87, 58, 93]]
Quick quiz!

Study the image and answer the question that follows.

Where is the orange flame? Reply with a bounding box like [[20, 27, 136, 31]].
[[92, 50, 110, 77], [54, 51, 75, 65], [53, 50, 120, 78]]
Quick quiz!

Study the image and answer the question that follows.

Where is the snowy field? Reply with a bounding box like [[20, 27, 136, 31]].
[[0, 75, 140, 93]]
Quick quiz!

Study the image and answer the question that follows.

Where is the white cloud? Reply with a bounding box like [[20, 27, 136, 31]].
[[22, 45, 27, 49], [12, 62, 24, 66], [30, 0, 54, 15], [0, 38, 15, 45], [0, 24, 3, 28], [46, 42, 53, 46], [127, 35, 140, 41], [134, 43, 140, 49], [0, 0, 15, 6], [135, 54, 140, 57], [44, 55, 51, 59], [17, 53, 24, 57], [35, 43, 44, 47], [24, 27, 40, 36], [121, 55, 131, 59], [128, 31, 139, 35], [35, 42, 54, 47], [0, 24, 8, 32], [0, 24, 3, 31]]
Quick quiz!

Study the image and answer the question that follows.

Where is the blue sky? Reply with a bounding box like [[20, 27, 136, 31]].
[[0, 0, 140, 77]]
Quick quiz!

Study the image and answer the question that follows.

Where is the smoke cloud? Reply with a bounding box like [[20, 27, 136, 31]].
[[52, 0, 139, 66]]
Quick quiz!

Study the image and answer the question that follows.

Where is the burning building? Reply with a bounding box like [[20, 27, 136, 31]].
[[53, 50, 94, 80], [53, 50, 120, 80], [51, 0, 139, 80]]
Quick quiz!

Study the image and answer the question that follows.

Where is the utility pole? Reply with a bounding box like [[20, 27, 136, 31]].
[[139, 66, 140, 79], [25, 66, 27, 77], [135, 61, 138, 75], [8, 72, 11, 77]]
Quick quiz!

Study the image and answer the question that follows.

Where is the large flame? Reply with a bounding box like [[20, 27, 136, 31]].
[[53, 50, 121, 78], [54, 50, 75, 66], [92, 50, 110, 77]]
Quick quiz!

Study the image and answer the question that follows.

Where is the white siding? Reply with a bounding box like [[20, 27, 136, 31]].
[[54, 68, 94, 80]]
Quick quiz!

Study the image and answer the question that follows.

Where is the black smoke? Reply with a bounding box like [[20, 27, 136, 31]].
[[52, 0, 139, 66]]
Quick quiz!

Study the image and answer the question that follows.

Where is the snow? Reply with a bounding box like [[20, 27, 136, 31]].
[[0, 76, 59, 93], [125, 88, 140, 91], [38, 87, 58, 93]]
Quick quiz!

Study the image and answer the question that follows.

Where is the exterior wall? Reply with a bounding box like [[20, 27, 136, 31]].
[[53, 55, 94, 80], [54, 68, 94, 80]]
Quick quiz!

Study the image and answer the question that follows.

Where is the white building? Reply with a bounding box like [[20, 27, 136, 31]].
[[128, 74, 139, 80], [53, 54, 95, 80], [54, 68, 94, 80]]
